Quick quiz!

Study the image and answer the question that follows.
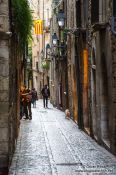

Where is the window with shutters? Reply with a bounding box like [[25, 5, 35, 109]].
[[91, 0, 99, 24]]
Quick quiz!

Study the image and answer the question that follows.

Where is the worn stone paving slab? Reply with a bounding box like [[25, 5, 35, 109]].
[[16, 156, 51, 167], [9, 100, 116, 175], [53, 111, 116, 174], [17, 166, 52, 175], [43, 123, 77, 164], [55, 165, 86, 175]]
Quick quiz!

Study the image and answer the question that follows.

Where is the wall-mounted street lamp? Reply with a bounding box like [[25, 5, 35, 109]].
[[41, 46, 50, 70], [26, 57, 31, 70], [27, 57, 30, 64], [40, 49, 44, 59], [52, 32, 67, 59], [52, 33, 58, 46], [57, 9, 80, 37], [46, 43, 51, 59], [46, 43, 57, 60], [46, 44, 51, 54], [57, 9, 66, 28], [59, 41, 67, 58]]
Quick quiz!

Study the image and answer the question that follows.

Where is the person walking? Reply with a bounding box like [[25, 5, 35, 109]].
[[31, 88, 38, 108], [41, 85, 50, 108]]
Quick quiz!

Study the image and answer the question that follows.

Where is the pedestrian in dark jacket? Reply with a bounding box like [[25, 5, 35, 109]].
[[31, 88, 38, 108], [41, 85, 50, 108]]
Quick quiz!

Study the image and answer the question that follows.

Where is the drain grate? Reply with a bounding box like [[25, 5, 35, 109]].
[[56, 163, 82, 166], [39, 111, 47, 113]]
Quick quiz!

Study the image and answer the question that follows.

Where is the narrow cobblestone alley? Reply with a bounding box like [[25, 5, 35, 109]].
[[9, 100, 116, 175]]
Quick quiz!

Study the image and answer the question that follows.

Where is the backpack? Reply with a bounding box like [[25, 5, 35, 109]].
[[32, 91, 37, 99], [44, 89, 48, 97], [26, 93, 32, 102]]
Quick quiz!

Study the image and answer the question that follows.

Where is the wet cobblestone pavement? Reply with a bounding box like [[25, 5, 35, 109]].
[[9, 100, 116, 175]]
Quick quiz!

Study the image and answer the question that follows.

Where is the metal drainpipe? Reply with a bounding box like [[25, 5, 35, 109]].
[[65, 45, 69, 109]]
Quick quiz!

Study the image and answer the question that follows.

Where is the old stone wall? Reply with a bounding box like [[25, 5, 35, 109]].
[[88, 0, 116, 155], [111, 34, 116, 155], [0, 35, 10, 171], [0, 0, 10, 172], [66, 0, 78, 119], [0, 0, 20, 172], [50, 0, 116, 155]]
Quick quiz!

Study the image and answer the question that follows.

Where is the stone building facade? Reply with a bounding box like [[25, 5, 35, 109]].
[[66, 0, 78, 121], [66, 0, 89, 129], [51, 0, 116, 155], [50, 0, 69, 110], [50, 0, 89, 125], [0, 0, 21, 173], [31, 0, 52, 97], [88, 0, 116, 155], [30, 0, 41, 95], [72, 0, 116, 155], [65, 0, 116, 155]]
